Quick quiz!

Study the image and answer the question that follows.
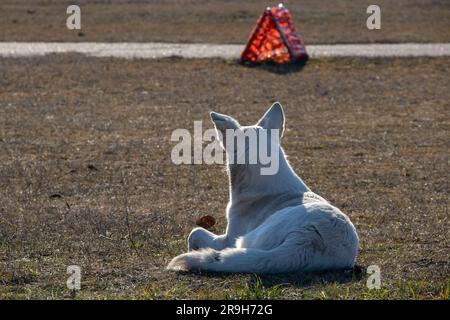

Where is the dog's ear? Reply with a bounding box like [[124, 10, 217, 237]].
[[210, 112, 240, 147], [257, 102, 285, 138]]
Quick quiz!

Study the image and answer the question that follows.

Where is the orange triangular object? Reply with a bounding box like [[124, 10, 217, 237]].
[[241, 4, 308, 64]]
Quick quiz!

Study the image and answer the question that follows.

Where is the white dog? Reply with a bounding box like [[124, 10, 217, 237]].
[[167, 102, 359, 273]]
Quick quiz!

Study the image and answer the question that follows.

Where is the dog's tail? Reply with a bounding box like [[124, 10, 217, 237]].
[[166, 244, 305, 274]]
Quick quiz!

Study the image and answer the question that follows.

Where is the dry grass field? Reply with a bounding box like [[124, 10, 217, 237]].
[[0, 55, 448, 299], [1, 0, 450, 44]]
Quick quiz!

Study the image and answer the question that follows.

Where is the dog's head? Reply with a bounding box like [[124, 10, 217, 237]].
[[210, 102, 285, 179]]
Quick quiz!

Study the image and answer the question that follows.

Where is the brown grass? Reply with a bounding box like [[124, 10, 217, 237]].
[[1, 0, 450, 44], [0, 55, 449, 299]]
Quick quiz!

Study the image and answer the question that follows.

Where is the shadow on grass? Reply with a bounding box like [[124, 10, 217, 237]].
[[176, 264, 364, 289], [254, 265, 364, 289], [238, 57, 309, 75]]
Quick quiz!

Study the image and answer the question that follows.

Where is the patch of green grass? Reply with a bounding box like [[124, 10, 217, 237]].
[[1, 278, 448, 300], [293, 280, 450, 300], [223, 276, 286, 300]]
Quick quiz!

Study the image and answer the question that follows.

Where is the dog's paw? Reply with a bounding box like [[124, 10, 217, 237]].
[[166, 254, 190, 272], [166, 249, 218, 272]]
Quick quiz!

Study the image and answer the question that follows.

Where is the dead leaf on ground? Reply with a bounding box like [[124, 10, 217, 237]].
[[196, 215, 216, 229]]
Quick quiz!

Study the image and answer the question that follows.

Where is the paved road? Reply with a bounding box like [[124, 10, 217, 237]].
[[1, 42, 449, 59]]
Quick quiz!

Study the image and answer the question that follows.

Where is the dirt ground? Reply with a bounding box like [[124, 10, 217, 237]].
[[1, 0, 450, 44], [0, 55, 448, 299]]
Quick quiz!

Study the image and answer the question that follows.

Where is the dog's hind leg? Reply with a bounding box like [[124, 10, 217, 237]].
[[167, 244, 299, 274], [169, 232, 310, 273]]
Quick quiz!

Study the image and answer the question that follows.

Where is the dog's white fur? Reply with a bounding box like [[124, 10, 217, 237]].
[[167, 102, 359, 273]]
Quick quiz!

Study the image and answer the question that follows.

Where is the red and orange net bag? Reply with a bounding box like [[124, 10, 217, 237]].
[[241, 4, 308, 64]]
